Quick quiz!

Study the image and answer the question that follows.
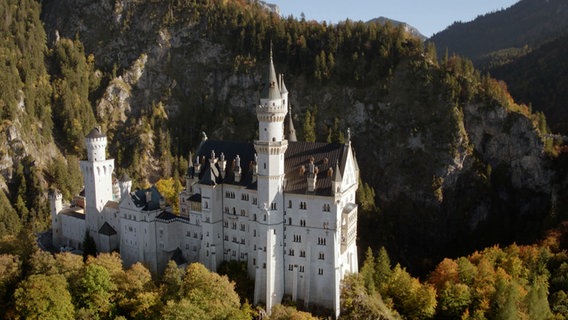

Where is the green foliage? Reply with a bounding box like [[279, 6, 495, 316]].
[[180, 262, 248, 320], [0, 254, 21, 318], [50, 38, 98, 154], [0, 190, 21, 237], [77, 263, 116, 317], [269, 304, 319, 320], [82, 231, 97, 262], [340, 273, 400, 319], [155, 177, 183, 214], [218, 260, 255, 303], [160, 260, 185, 302], [47, 155, 82, 201], [14, 274, 74, 320], [302, 108, 317, 142], [360, 247, 376, 293], [0, 0, 53, 136]]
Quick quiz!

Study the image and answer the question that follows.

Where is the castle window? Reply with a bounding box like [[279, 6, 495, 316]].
[[318, 237, 326, 245], [224, 235, 228, 241], [253, 258, 256, 265], [253, 198, 258, 205], [288, 200, 292, 208], [293, 235, 302, 243], [253, 229, 257, 237], [253, 214, 257, 221], [288, 217, 292, 225], [323, 204, 331, 212], [232, 222, 237, 230], [240, 224, 246, 231], [240, 209, 246, 216], [264, 163, 267, 170], [300, 219, 306, 227], [263, 215, 266, 221], [319, 252, 325, 260], [271, 202, 277, 210], [289, 249, 294, 256], [299, 266, 304, 272], [300, 250, 306, 257], [289, 264, 294, 271], [232, 207, 236, 215], [240, 238, 245, 244], [223, 220, 228, 228], [318, 268, 324, 275], [300, 202, 307, 210]]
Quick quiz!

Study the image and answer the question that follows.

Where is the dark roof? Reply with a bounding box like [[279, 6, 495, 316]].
[[193, 140, 257, 187], [105, 201, 119, 209], [98, 222, 117, 236], [284, 142, 347, 196], [261, 55, 282, 100], [59, 208, 85, 219], [194, 140, 350, 196], [157, 211, 178, 221], [86, 127, 105, 139], [130, 186, 163, 211]]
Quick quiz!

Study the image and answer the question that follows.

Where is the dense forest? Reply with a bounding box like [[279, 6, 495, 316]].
[[429, 0, 568, 136], [490, 33, 568, 134], [429, 0, 568, 68], [1, 0, 568, 318]]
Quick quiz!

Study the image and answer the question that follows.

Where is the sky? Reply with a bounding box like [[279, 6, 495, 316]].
[[267, 0, 520, 37]]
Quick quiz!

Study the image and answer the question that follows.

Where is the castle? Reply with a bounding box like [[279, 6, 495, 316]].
[[51, 54, 359, 316]]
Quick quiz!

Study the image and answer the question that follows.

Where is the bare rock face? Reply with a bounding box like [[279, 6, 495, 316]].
[[464, 103, 550, 191]]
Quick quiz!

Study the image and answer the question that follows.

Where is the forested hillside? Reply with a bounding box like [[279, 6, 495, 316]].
[[1, 1, 568, 317], [491, 33, 568, 134], [429, 0, 568, 68]]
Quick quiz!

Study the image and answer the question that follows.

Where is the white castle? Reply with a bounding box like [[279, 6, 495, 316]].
[[51, 54, 359, 316]]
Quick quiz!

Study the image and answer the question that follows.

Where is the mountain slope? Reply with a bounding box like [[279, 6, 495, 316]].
[[429, 0, 568, 67], [491, 34, 568, 134]]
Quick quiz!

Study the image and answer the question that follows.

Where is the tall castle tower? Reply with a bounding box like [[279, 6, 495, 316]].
[[80, 127, 115, 244], [253, 51, 288, 311]]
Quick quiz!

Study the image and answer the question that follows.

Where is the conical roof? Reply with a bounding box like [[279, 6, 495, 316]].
[[261, 50, 281, 100], [286, 107, 297, 142], [86, 127, 105, 139]]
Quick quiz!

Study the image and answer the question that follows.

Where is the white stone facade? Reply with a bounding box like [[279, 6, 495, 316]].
[[51, 56, 358, 318]]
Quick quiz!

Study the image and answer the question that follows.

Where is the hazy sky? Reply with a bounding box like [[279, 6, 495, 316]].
[[268, 0, 520, 37]]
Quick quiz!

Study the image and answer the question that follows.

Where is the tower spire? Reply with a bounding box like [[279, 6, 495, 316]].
[[286, 106, 297, 142], [262, 44, 281, 101]]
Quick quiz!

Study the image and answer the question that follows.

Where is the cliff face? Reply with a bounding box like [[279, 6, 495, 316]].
[[40, 0, 558, 270]]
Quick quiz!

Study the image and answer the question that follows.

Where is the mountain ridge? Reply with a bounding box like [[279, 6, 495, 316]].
[[429, 0, 568, 67]]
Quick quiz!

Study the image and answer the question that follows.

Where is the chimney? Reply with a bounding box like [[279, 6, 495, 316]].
[[219, 152, 227, 179], [234, 155, 242, 183], [145, 190, 152, 204], [307, 157, 318, 192]]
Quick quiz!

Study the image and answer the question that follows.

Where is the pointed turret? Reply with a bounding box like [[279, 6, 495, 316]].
[[286, 107, 297, 142], [261, 49, 281, 101], [332, 162, 342, 195]]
